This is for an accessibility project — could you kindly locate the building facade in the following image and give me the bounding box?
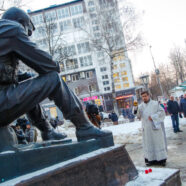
[28,0,135,114]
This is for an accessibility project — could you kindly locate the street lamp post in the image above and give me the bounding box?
[149,45,164,97]
[140,74,150,91]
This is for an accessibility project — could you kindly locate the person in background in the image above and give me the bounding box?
[109,111,118,125]
[50,118,58,129]
[15,124,28,144]
[180,94,186,118]
[86,103,101,128]
[159,101,165,109]
[134,91,167,166]
[55,116,64,126]
[122,108,127,118]
[16,117,28,132]
[25,123,37,143]
[163,103,168,115]
[167,96,182,133]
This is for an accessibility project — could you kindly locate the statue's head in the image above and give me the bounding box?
[2,7,35,36]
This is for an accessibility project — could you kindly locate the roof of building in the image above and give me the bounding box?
[28,0,83,15]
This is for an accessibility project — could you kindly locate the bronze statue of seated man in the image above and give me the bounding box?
[0,7,112,150]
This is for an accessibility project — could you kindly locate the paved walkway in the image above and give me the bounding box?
[126,122,186,185]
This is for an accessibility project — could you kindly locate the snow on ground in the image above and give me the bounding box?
[56,116,186,145]
[126,167,180,186]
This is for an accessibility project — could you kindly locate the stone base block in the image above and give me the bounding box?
[126,167,181,186]
[0,135,114,183]
[1,145,138,186]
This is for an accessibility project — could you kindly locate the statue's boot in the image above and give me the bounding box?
[27,105,67,141]
[48,74,113,142]
[70,112,112,142]
[35,120,67,141]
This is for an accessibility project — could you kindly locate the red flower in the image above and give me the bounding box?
[145,170,149,174]
[149,168,152,173]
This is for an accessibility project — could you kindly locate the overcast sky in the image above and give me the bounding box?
[24,0,186,78]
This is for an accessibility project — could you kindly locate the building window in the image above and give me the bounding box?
[70,4,83,16]
[45,11,57,22]
[122,77,128,81]
[102,75,108,79]
[113,65,117,70]
[63,45,76,56]
[121,71,127,76]
[72,74,79,81]
[100,67,107,72]
[66,58,78,70]
[103,81,109,85]
[59,63,65,72]
[73,16,85,28]
[94,32,101,38]
[31,14,43,25]
[77,42,90,54]
[113,72,119,78]
[34,26,46,37]
[79,55,92,67]
[113,55,125,61]
[88,1,94,6]
[92,26,99,31]
[90,13,97,19]
[120,63,125,68]
[59,20,72,31]
[97,52,104,58]
[92,19,98,25]
[123,83,129,88]
[114,79,120,83]
[104,87,110,91]
[86,71,93,79]
[89,7,95,12]
[115,85,121,90]
[88,85,96,92]
[57,7,70,19]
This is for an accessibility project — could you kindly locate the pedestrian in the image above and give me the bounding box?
[167,96,182,133]
[180,94,186,118]
[163,103,168,115]
[134,90,167,166]
[50,118,58,129]
[122,108,127,118]
[109,111,118,125]
[86,103,102,128]
[15,124,28,144]
[25,123,37,143]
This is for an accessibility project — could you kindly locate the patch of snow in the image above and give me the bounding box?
[0,151,15,155]
[126,166,179,186]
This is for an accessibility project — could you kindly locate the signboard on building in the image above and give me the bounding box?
[83,96,98,102]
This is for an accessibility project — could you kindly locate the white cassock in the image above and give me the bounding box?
[137,99,167,161]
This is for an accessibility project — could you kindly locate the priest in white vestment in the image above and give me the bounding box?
[136,91,167,166]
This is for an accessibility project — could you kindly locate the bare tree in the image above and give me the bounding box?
[33,12,76,72]
[76,78,98,99]
[0,0,32,18]
[0,0,29,10]
[80,0,143,113]
[169,46,186,84]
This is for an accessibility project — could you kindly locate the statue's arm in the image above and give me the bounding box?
[12,26,60,74]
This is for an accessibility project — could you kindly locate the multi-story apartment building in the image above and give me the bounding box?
[28,0,135,114]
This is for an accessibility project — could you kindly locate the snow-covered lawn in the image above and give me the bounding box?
[58,116,186,145]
